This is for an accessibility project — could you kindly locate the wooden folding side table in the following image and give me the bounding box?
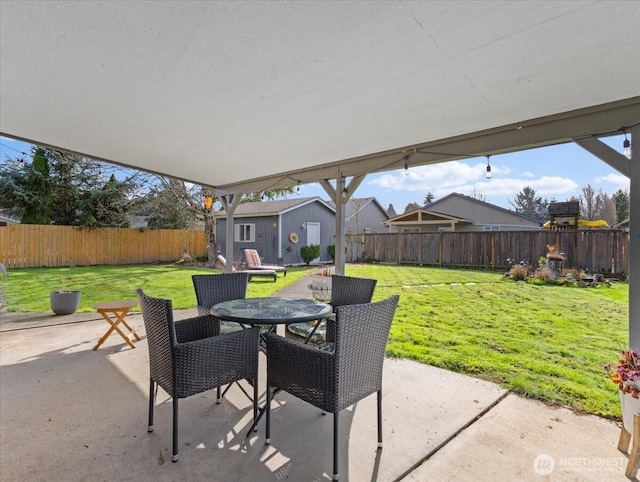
[93,300,140,350]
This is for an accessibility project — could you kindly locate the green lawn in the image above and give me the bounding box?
[0,264,315,312]
[0,263,628,419]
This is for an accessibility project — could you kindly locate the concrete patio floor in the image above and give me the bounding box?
[0,278,632,481]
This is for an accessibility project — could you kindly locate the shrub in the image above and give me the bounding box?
[195,254,208,263]
[532,267,554,282]
[327,244,336,261]
[508,264,528,281]
[300,244,321,265]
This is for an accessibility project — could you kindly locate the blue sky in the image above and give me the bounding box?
[1,135,630,213]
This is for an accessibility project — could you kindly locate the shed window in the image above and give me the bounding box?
[401,227,421,233]
[235,223,255,242]
[482,225,500,232]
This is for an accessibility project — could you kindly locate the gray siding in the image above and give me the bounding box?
[346,200,388,233]
[216,215,280,265]
[281,203,336,265]
[431,197,540,230]
[215,200,336,265]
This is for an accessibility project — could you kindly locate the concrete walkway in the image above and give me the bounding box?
[0,274,631,481]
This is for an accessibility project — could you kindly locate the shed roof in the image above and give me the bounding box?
[215,197,334,218]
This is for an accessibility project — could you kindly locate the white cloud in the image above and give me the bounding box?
[368,161,578,200]
[369,161,489,192]
[595,173,630,191]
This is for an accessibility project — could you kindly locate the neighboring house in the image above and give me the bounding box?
[0,213,19,226]
[215,197,336,266]
[385,192,543,232]
[329,197,390,234]
[614,218,630,232]
[128,215,150,228]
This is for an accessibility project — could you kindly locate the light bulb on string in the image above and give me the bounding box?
[485,155,492,179]
[623,130,631,159]
[296,182,300,194]
[404,156,409,176]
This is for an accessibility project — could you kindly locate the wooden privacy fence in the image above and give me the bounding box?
[345,230,629,274]
[0,224,208,268]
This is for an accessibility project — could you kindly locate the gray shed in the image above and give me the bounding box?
[215,197,336,266]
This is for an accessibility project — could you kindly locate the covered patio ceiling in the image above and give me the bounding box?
[1,1,639,195]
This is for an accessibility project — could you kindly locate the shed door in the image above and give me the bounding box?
[306,222,321,264]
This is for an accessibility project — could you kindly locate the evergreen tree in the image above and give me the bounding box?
[80,174,132,227]
[386,204,397,217]
[613,189,630,224]
[423,192,435,205]
[0,147,53,224]
[510,186,545,220]
[404,202,420,213]
[1,146,136,227]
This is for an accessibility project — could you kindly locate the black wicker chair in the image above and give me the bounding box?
[137,288,259,463]
[192,273,249,334]
[286,275,378,344]
[265,295,399,481]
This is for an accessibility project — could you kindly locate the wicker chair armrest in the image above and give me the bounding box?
[174,314,220,342]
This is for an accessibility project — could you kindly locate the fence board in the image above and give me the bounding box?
[346,230,629,274]
[0,225,208,269]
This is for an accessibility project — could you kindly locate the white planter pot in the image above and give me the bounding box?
[309,275,332,301]
[620,390,640,434]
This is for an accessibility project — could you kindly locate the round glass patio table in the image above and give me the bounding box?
[211,297,332,326]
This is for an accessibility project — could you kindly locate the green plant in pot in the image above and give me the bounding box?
[49,277,82,315]
[606,349,640,438]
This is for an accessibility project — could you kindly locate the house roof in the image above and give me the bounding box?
[327,197,390,221]
[385,209,470,225]
[0,213,19,224]
[215,197,334,218]
[424,193,543,225]
[1,2,639,195]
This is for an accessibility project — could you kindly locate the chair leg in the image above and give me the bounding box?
[216,386,222,404]
[333,412,339,481]
[148,379,155,432]
[172,397,179,462]
[253,376,259,429]
[377,389,383,448]
[265,386,271,445]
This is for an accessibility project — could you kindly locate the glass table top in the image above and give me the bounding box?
[211,297,332,324]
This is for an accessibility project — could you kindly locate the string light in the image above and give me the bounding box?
[403,155,410,176]
[622,129,631,159]
[296,181,300,194]
[485,155,492,179]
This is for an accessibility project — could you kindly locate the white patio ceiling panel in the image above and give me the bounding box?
[1,1,639,195]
